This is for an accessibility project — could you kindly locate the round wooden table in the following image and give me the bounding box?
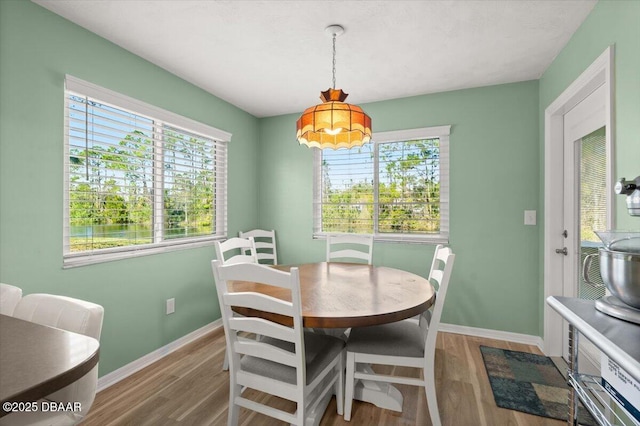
[0,314,100,417]
[229,261,436,328]
[227,261,436,415]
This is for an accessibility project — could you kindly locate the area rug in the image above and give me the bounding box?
[480,346,596,425]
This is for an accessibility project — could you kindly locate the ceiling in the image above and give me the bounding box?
[33,0,597,118]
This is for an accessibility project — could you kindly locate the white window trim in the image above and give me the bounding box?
[63,75,231,268]
[313,125,451,243]
[65,76,232,141]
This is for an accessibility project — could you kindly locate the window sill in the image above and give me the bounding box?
[313,233,449,244]
[63,237,220,269]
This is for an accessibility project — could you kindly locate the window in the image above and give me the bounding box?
[313,126,450,243]
[63,76,230,267]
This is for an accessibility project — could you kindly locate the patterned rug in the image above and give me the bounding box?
[480,346,596,425]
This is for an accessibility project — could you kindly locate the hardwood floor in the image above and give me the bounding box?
[83,329,567,426]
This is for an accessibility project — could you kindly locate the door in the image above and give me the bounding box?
[543,46,613,358]
[561,84,608,367]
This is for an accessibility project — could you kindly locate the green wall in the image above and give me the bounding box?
[2,0,638,379]
[537,0,640,331]
[0,0,260,376]
[259,81,541,335]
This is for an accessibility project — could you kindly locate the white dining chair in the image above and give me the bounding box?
[326,234,374,265]
[405,244,444,325]
[211,260,345,426]
[343,247,455,426]
[321,234,374,339]
[1,293,104,426]
[214,236,259,371]
[0,283,22,316]
[214,237,258,265]
[239,229,278,265]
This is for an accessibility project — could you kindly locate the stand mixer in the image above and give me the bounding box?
[586,175,640,324]
[616,176,640,216]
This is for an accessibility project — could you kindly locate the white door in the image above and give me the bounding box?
[561,84,608,367]
[543,46,613,359]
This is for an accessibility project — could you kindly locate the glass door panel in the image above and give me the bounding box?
[578,127,607,302]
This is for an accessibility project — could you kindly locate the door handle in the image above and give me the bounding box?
[555,247,568,255]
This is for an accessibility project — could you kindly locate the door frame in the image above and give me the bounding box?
[543,46,615,356]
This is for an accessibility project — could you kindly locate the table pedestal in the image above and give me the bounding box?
[352,365,403,411]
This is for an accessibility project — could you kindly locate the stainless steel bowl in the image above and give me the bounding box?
[597,248,640,309]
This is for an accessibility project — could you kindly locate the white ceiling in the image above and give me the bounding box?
[33,0,597,118]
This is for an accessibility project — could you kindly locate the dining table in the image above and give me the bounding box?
[0,314,100,418]
[228,261,436,417]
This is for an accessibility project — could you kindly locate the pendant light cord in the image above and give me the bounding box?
[332,33,337,89]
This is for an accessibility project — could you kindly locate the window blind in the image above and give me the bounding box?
[313,126,450,242]
[63,76,229,266]
[579,127,606,300]
[317,144,375,233]
[580,127,607,242]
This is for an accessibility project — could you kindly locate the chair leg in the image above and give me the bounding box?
[335,352,344,416]
[424,365,441,426]
[228,384,241,426]
[222,348,229,371]
[343,351,355,421]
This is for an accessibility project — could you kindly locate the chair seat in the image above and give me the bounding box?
[346,321,425,358]
[241,331,345,385]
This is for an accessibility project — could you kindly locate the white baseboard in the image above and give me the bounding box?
[439,323,545,353]
[97,319,222,392]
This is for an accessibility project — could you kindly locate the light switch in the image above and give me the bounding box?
[524,210,537,226]
[166,298,175,315]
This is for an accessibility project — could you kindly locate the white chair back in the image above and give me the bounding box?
[0,283,22,316]
[214,237,257,265]
[239,229,278,265]
[419,246,455,349]
[211,260,344,425]
[214,236,258,371]
[406,244,444,325]
[12,294,104,422]
[326,234,374,265]
[427,244,444,282]
[428,245,449,289]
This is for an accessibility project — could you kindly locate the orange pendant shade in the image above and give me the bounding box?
[296,88,372,150]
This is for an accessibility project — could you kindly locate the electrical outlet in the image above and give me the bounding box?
[166,298,175,315]
[524,210,537,226]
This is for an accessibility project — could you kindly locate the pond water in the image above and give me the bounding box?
[70,224,211,240]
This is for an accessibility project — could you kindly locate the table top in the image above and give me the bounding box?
[546,296,640,381]
[229,262,436,328]
[0,314,100,414]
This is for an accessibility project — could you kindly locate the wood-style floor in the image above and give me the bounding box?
[82,329,567,426]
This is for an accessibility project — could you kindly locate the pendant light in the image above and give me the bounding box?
[296,25,372,150]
